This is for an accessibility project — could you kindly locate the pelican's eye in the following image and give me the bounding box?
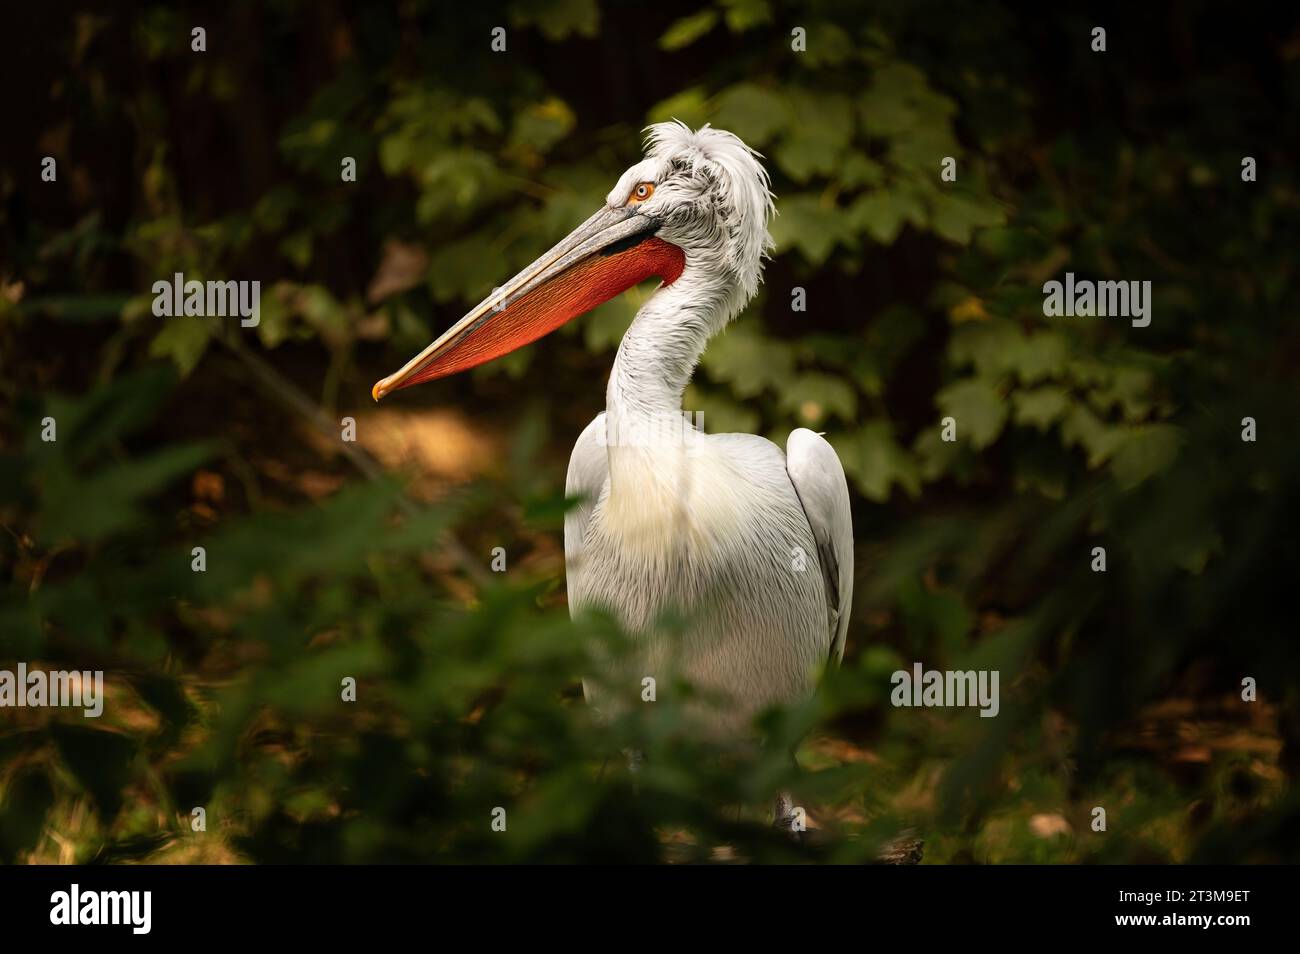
[627,182,655,205]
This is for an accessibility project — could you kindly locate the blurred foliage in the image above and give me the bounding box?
[1,0,1298,863]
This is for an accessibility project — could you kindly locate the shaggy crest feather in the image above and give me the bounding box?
[642,120,776,302]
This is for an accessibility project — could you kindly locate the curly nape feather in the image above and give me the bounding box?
[642,121,776,303]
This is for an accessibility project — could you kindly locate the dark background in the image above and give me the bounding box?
[1,0,1297,863]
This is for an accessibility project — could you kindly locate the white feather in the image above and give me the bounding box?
[566,125,851,733]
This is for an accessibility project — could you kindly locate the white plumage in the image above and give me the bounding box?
[564,123,854,732]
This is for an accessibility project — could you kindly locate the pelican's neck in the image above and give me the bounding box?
[606,269,737,433]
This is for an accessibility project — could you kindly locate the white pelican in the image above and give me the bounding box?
[373,122,853,820]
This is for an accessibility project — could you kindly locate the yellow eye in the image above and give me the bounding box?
[628,182,654,204]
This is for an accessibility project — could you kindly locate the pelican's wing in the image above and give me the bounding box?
[564,414,609,617]
[785,428,854,663]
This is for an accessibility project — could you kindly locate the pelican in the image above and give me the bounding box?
[373,122,853,825]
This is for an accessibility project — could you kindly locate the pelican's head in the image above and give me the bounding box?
[372,121,774,400]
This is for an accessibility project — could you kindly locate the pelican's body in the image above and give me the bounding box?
[566,415,848,729]
[565,302,850,731]
[374,122,853,736]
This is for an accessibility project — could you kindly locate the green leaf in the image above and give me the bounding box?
[33,366,177,464]
[772,194,852,264]
[896,577,973,657]
[949,320,1028,378]
[659,9,717,50]
[37,443,214,545]
[913,424,964,481]
[647,87,710,128]
[849,189,925,245]
[936,379,1008,450]
[256,282,293,348]
[510,0,600,39]
[700,323,794,398]
[712,83,791,147]
[510,97,576,153]
[279,231,313,269]
[149,319,215,376]
[1060,404,1127,468]
[683,385,761,435]
[1012,444,1069,500]
[801,22,855,67]
[930,191,1006,244]
[583,292,641,351]
[413,150,510,223]
[1013,386,1071,432]
[774,91,854,182]
[779,372,858,425]
[839,420,921,502]
[720,0,772,31]
[1016,331,1069,383]
[427,234,503,304]
[1111,423,1182,490]
[1091,365,1156,421]
[296,284,349,338]
[1168,524,1222,575]
[839,154,885,188]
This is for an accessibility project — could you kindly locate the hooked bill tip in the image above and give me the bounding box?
[371,380,385,402]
